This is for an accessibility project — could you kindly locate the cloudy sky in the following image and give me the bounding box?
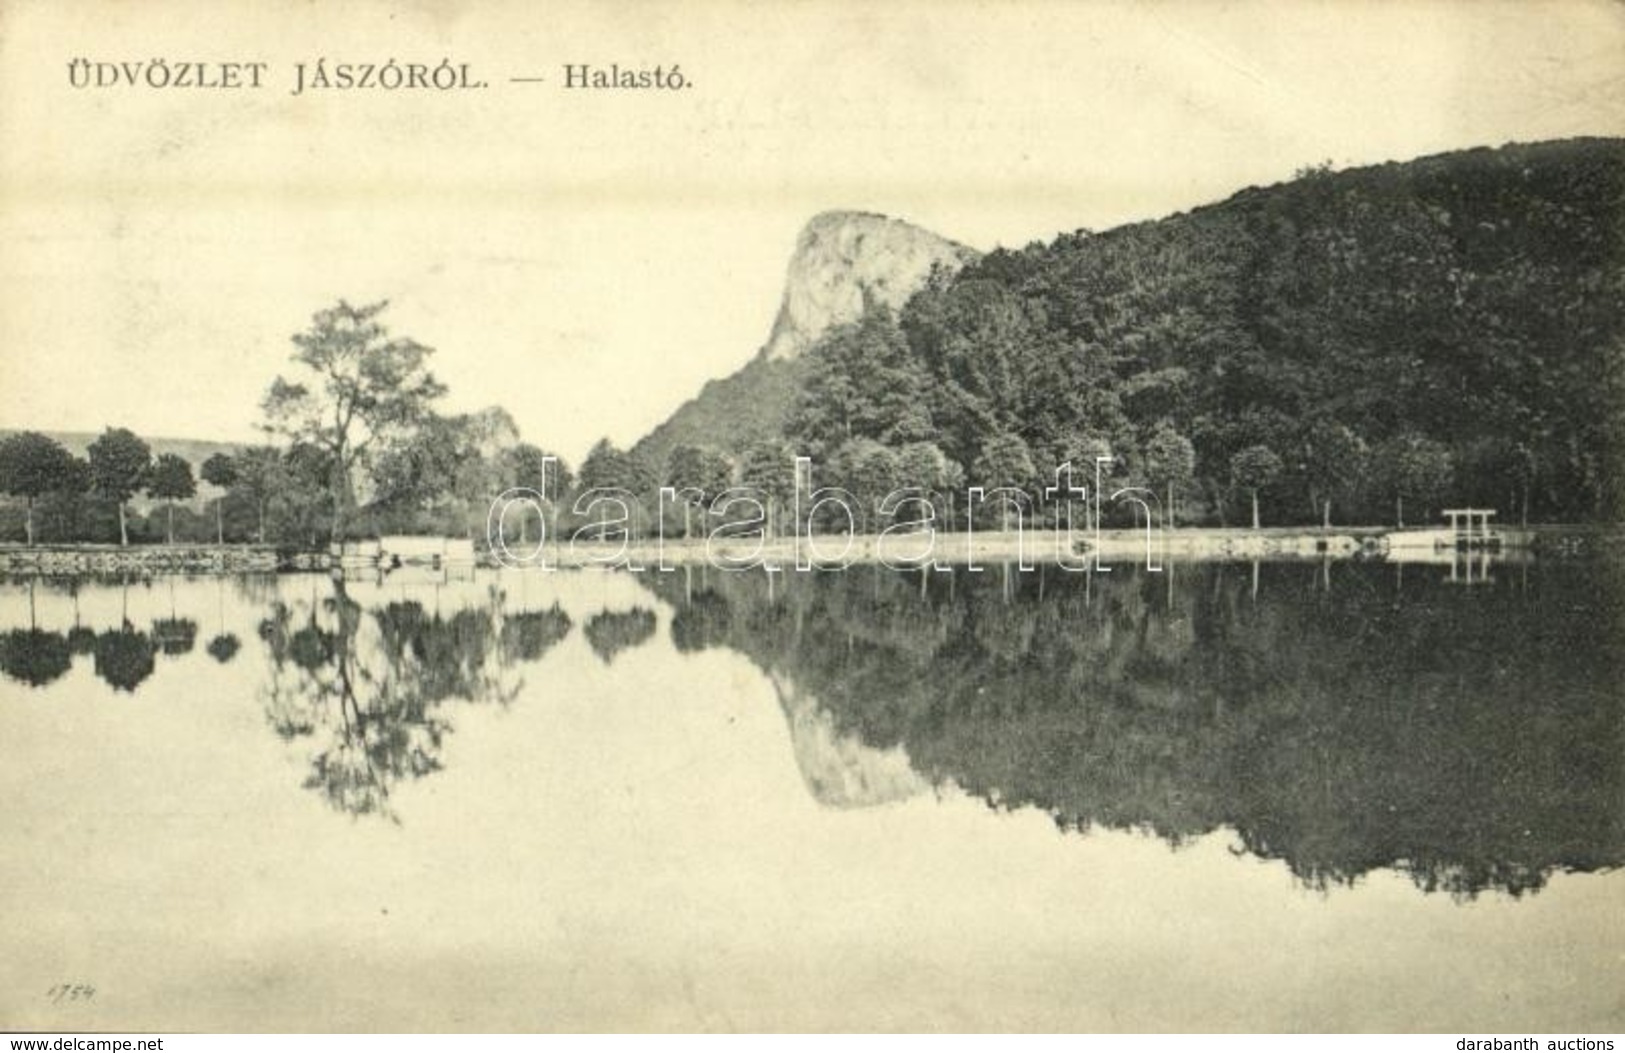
[2,0,1622,464]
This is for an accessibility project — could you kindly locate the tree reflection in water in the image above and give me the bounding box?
[501,606,574,663]
[206,634,241,663]
[0,578,176,693]
[258,577,572,821]
[151,619,198,656]
[643,559,1625,899]
[0,627,72,687]
[93,622,155,693]
[0,579,73,688]
[583,607,657,665]
[207,578,241,664]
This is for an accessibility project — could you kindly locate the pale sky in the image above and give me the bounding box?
[2,0,1622,465]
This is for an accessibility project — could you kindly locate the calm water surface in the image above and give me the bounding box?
[1,558,1621,1030]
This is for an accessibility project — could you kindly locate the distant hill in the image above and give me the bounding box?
[2,430,245,466]
[0,429,247,505]
[631,357,805,472]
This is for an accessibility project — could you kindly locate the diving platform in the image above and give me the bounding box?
[1386,509,1505,553]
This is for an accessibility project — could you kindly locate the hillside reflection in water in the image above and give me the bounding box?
[644,558,1625,900]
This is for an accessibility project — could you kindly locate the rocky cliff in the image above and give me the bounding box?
[759,210,978,362]
[632,210,974,468]
[769,671,929,810]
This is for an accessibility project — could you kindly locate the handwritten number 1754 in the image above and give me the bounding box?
[47,984,96,1003]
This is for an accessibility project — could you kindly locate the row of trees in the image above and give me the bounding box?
[0,428,233,546]
[558,417,1451,539]
[1,615,240,692]
[556,358,1455,538]
[1,301,581,547]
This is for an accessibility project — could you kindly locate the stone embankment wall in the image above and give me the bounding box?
[0,545,326,574]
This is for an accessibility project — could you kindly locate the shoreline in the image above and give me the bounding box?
[1,524,1614,575]
[0,544,323,575]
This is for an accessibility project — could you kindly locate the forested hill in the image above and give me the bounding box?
[767,137,1625,524]
[629,356,806,479]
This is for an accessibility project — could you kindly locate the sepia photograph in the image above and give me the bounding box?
[1,0,1622,1037]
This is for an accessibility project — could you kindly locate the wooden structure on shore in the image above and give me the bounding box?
[1442,509,1500,550]
[332,536,477,571]
[1386,509,1509,553]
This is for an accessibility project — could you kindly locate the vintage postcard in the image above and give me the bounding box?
[1,0,1622,1035]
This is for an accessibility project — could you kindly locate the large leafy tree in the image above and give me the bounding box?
[1046,431,1119,532]
[664,443,732,496]
[575,439,654,539]
[369,408,521,535]
[577,438,653,495]
[972,432,1037,492]
[261,300,447,542]
[274,443,339,547]
[830,438,901,529]
[0,431,75,545]
[972,432,1036,532]
[1230,444,1283,530]
[501,443,573,544]
[39,456,92,543]
[1297,424,1369,529]
[1379,434,1455,528]
[504,443,573,499]
[1140,422,1196,529]
[87,428,151,546]
[231,446,284,544]
[443,407,522,512]
[788,308,935,457]
[146,453,196,544]
[737,439,797,538]
[370,412,479,516]
[200,453,239,544]
[664,443,733,536]
[895,440,963,530]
